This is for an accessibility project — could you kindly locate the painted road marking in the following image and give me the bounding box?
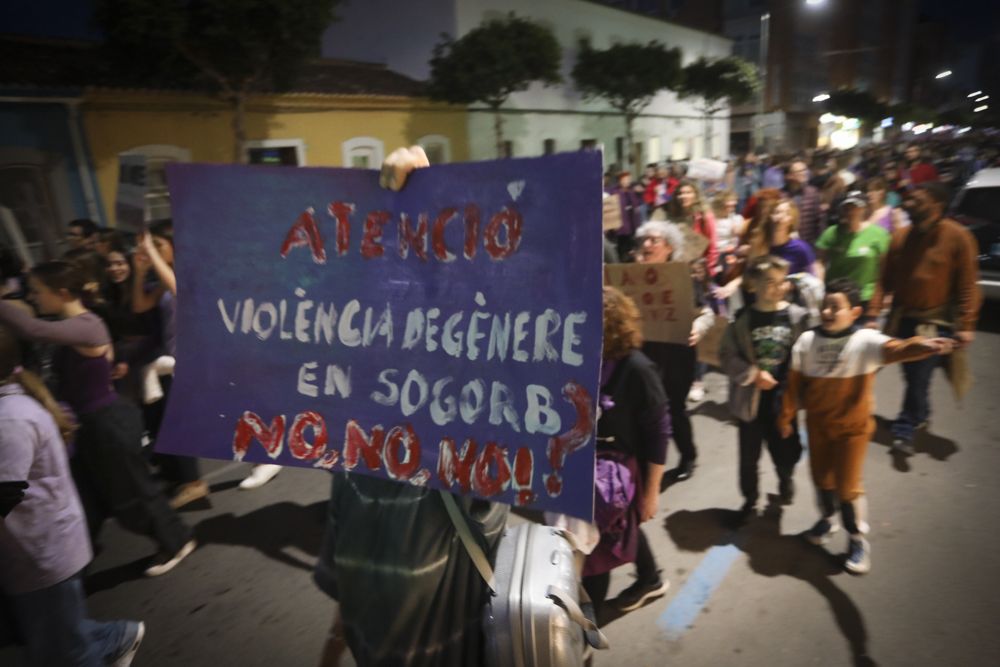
[658,427,810,640]
[657,540,743,640]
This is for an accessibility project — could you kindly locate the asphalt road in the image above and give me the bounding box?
[3,305,999,666]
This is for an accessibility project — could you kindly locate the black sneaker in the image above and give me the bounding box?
[616,579,670,612]
[890,438,915,457]
[144,539,197,577]
[738,498,758,523]
[802,518,840,546]
[675,459,696,481]
[779,477,795,505]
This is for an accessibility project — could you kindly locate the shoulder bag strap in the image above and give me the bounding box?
[439,490,497,595]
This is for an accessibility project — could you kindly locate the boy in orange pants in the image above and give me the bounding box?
[778,278,954,574]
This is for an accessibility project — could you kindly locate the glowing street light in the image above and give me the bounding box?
[812,93,831,102]
[935,70,953,79]
[805,0,826,5]
[968,91,983,97]
[976,96,989,102]
[974,105,989,113]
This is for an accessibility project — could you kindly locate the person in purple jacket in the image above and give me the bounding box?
[607,170,644,260]
[0,326,145,666]
[766,198,825,279]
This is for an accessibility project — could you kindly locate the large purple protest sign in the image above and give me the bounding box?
[159,153,603,519]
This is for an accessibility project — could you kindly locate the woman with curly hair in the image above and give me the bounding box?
[583,286,671,615]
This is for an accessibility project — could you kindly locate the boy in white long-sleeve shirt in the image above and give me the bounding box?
[778,278,953,574]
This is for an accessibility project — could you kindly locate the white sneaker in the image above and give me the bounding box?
[239,464,282,490]
[687,383,706,402]
[111,621,145,667]
[144,539,196,577]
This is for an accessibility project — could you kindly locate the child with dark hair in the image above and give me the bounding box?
[0,325,146,666]
[778,278,954,574]
[0,260,195,577]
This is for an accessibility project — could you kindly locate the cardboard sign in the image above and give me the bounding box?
[603,262,695,345]
[675,224,710,263]
[696,316,729,367]
[159,154,604,519]
[686,158,727,183]
[116,154,147,232]
[602,193,622,232]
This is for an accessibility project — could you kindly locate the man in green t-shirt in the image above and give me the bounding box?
[815,192,890,306]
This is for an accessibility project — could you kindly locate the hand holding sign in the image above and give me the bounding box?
[379,145,429,191]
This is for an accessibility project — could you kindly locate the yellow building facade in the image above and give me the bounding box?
[82,89,469,227]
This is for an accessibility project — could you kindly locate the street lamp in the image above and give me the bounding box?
[935,70,953,79]
[968,91,983,97]
[976,95,989,102]
[812,93,831,102]
[974,105,988,113]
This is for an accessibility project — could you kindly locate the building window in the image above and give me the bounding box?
[0,166,60,263]
[580,139,598,151]
[416,135,451,164]
[646,136,661,165]
[543,139,556,155]
[119,144,192,226]
[502,141,514,158]
[245,139,306,167]
[671,137,688,161]
[615,137,625,165]
[341,137,385,169]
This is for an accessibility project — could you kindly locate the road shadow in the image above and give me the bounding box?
[194,500,327,572]
[84,500,328,595]
[663,498,878,667]
[208,479,242,493]
[84,555,152,596]
[871,415,958,468]
[976,303,1000,335]
[689,399,734,425]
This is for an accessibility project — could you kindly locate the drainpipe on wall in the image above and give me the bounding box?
[65,100,103,223]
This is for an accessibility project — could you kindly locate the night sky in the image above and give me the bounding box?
[2,0,998,46]
[918,0,1000,41]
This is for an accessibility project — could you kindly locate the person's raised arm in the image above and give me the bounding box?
[131,246,162,314]
[141,233,177,297]
[0,301,107,347]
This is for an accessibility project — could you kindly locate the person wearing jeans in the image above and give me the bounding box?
[0,328,144,666]
[866,183,981,456]
[890,319,940,444]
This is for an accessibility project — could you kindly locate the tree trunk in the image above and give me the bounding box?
[493,105,505,159]
[232,92,248,164]
[625,113,636,173]
[704,111,714,159]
